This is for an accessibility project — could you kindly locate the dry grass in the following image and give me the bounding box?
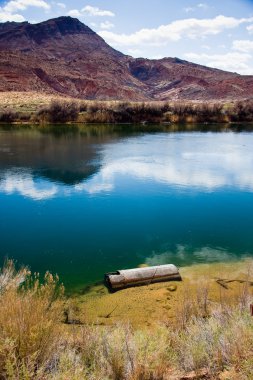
[0,261,64,379]
[1,260,253,379]
[0,92,253,124]
[0,92,71,113]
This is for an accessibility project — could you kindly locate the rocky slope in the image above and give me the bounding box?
[0,16,253,101]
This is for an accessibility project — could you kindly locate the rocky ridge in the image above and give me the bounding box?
[0,16,253,101]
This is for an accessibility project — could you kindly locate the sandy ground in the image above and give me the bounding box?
[69,259,253,328]
[0,91,70,112]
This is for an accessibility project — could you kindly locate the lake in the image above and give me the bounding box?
[1,124,253,291]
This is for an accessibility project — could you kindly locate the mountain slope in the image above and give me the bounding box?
[0,16,253,101]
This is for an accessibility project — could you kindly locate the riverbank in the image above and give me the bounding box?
[1,91,253,124]
[71,258,253,328]
[1,259,253,379]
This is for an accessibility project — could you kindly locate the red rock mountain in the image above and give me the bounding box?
[0,16,253,101]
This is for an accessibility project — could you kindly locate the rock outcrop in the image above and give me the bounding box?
[0,16,253,101]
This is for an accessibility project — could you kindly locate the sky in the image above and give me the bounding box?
[0,0,253,74]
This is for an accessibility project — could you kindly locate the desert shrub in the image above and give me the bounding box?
[82,101,171,123]
[0,261,64,379]
[3,99,253,124]
[18,112,32,122]
[229,101,253,122]
[172,307,253,376]
[0,108,18,122]
[57,324,171,380]
[1,260,253,379]
[36,100,79,123]
[79,102,88,112]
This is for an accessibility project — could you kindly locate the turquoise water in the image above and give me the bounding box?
[1,124,253,291]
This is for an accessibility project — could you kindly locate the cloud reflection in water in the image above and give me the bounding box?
[1,132,253,200]
[0,170,58,201]
[145,244,246,266]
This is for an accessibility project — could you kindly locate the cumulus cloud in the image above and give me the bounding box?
[247,24,253,34]
[0,11,25,21]
[232,39,253,53]
[56,2,66,9]
[99,21,114,30]
[197,3,209,10]
[99,15,253,47]
[82,5,114,17]
[67,9,81,18]
[184,51,253,74]
[127,48,144,57]
[68,5,115,19]
[4,0,50,13]
[201,44,211,50]
[184,6,195,13]
[184,3,209,13]
[0,0,50,22]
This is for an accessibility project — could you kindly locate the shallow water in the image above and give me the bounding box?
[1,124,253,290]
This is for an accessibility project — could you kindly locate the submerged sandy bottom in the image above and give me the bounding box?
[71,258,253,328]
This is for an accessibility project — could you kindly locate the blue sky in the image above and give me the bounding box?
[0,0,253,74]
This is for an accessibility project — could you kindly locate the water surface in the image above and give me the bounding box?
[1,124,253,290]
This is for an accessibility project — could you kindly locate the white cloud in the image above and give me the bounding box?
[247,24,253,34]
[67,9,81,18]
[184,3,210,13]
[68,5,115,20]
[99,15,253,47]
[184,7,195,13]
[99,21,114,30]
[197,3,209,10]
[150,54,163,59]
[201,44,211,50]
[127,48,143,57]
[184,51,253,74]
[232,39,253,53]
[4,0,50,13]
[0,11,24,21]
[81,5,115,17]
[0,0,50,22]
[57,2,66,9]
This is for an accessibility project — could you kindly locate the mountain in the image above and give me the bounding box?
[0,16,253,101]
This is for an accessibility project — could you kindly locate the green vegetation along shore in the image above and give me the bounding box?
[1,92,253,125]
[1,259,253,379]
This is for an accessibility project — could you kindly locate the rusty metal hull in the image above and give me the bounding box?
[104,264,181,290]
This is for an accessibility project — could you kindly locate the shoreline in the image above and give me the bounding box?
[67,257,253,328]
[1,92,253,124]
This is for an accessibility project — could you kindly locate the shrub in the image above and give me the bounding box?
[229,100,253,122]
[0,261,64,379]
[0,108,18,122]
[1,261,253,379]
[36,100,79,123]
